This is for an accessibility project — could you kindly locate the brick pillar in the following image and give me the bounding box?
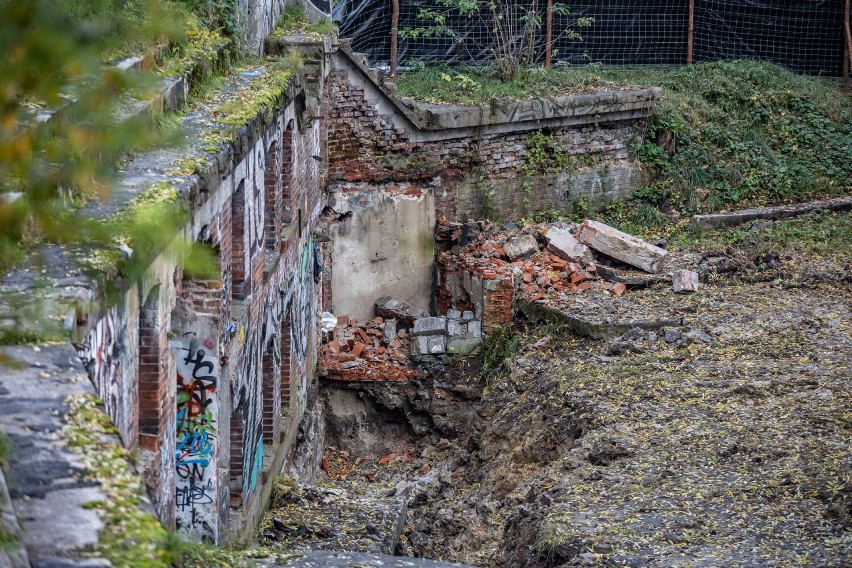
[138,286,167,442]
[232,180,247,300]
[137,285,176,528]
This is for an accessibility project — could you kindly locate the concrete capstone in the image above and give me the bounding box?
[413,317,447,337]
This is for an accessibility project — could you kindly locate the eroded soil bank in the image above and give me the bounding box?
[262,214,851,567]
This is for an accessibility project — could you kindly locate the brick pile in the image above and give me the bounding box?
[437,221,632,325]
[319,316,417,381]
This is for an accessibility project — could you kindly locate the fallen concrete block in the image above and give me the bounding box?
[413,336,430,356]
[375,296,427,325]
[427,335,446,354]
[462,310,475,321]
[503,234,539,261]
[576,220,667,273]
[545,226,594,265]
[672,270,699,293]
[448,337,481,355]
[447,319,463,337]
[467,320,482,338]
[447,309,462,320]
[413,317,447,337]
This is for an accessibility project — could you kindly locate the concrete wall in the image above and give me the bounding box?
[328,184,436,321]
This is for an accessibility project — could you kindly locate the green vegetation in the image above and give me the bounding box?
[178,0,240,38]
[396,63,624,104]
[670,210,852,258]
[596,61,852,233]
[0,432,9,466]
[479,325,521,378]
[63,394,176,567]
[402,60,851,234]
[400,1,592,81]
[268,4,336,39]
[0,0,179,272]
[157,25,231,77]
[58,0,194,61]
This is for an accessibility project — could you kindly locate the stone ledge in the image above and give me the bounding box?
[336,42,662,133]
[0,344,157,566]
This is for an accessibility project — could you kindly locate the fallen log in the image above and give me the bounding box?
[690,197,852,230]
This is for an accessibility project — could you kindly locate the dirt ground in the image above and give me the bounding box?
[265,214,851,567]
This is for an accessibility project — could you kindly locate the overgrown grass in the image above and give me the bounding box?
[396,63,633,104]
[597,61,852,230]
[670,210,852,258]
[58,0,195,61]
[270,4,336,37]
[479,325,521,378]
[399,60,852,232]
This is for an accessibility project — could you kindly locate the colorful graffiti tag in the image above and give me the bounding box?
[172,333,219,543]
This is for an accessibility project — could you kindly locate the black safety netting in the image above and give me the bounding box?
[333,0,847,76]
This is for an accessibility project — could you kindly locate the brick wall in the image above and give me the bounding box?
[436,251,515,333]
[327,69,648,223]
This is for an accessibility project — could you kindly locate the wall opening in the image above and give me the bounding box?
[264,140,280,253]
[261,330,280,444]
[282,121,295,225]
[232,180,247,300]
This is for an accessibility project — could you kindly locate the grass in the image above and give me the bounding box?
[268,4,336,39]
[0,432,9,465]
[62,394,177,567]
[396,63,637,105]
[398,60,852,232]
[59,0,196,62]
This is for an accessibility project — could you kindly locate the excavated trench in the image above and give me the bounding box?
[259,222,852,568]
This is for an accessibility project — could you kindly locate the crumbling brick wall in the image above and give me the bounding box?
[327,68,648,223]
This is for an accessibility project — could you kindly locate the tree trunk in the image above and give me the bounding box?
[687,0,695,64]
[390,0,400,77]
[545,0,553,69]
[844,0,851,90]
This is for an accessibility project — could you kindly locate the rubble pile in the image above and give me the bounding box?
[410,310,483,362]
[320,316,417,381]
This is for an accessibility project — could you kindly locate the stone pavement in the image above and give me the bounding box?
[0,344,117,567]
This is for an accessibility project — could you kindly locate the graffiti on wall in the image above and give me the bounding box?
[172,333,219,543]
[237,320,265,495]
[79,293,138,448]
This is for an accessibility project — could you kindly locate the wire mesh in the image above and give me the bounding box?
[333,0,847,76]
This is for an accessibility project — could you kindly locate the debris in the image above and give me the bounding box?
[503,234,539,261]
[545,226,593,265]
[684,329,713,344]
[374,296,428,326]
[672,270,699,293]
[664,328,682,343]
[576,219,668,273]
[413,317,447,337]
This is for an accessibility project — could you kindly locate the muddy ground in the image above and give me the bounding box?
[264,214,851,567]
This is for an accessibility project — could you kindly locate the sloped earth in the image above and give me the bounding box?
[266,222,851,567]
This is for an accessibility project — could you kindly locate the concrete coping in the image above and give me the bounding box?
[336,42,662,132]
